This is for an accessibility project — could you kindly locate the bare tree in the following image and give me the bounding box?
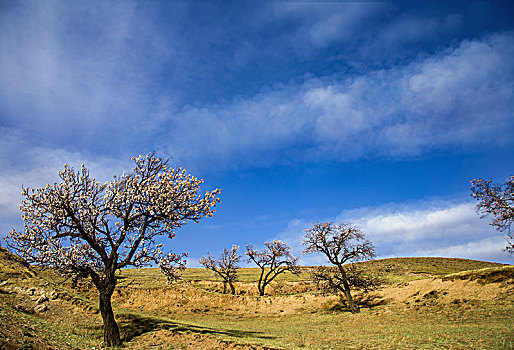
[310,263,379,300]
[303,222,375,313]
[471,176,514,254]
[199,245,241,295]
[5,153,220,347]
[246,240,299,296]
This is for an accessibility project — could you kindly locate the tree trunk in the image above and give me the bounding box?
[258,284,265,296]
[98,284,122,347]
[257,268,266,296]
[228,281,236,295]
[337,265,360,313]
[341,287,360,313]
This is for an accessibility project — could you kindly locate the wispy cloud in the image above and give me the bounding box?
[0,2,178,156]
[159,32,514,168]
[2,2,512,171]
[337,201,498,255]
[270,2,388,49]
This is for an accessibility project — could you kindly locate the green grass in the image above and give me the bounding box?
[153,300,513,349]
[0,296,103,349]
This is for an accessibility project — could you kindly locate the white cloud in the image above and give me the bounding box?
[368,13,463,55]
[1,2,512,170]
[276,198,513,265]
[270,2,388,48]
[0,2,179,155]
[411,237,508,263]
[337,199,510,263]
[345,202,479,243]
[156,32,514,169]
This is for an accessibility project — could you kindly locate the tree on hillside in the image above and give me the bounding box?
[246,240,300,296]
[199,245,241,295]
[5,153,220,347]
[471,176,514,254]
[303,222,375,313]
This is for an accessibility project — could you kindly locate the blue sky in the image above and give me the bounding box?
[1,1,513,265]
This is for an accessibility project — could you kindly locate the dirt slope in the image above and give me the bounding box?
[113,267,514,317]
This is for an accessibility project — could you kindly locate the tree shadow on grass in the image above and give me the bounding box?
[325,293,388,312]
[117,312,276,342]
[356,293,388,309]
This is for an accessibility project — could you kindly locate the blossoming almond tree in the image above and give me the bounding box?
[246,240,300,296]
[199,245,241,295]
[6,153,220,347]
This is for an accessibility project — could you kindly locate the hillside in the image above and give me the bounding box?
[0,248,512,349]
[0,247,34,281]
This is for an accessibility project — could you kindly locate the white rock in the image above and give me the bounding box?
[34,303,48,312]
[36,294,49,304]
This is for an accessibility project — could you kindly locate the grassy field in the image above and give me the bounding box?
[0,247,512,349]
[118,256,505,288]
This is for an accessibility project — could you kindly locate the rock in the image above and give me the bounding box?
[0,287,14,295]
[0,280,8,286]
[49,291,58,300]
[34,304,48,313]
[36,294,49,304]
[15,304,29,312]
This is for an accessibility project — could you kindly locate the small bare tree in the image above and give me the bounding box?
[199,245,241,295]
[6,153,220,347]
[471,176,514,254]
[246,240,299,296]
[303,222,375,313]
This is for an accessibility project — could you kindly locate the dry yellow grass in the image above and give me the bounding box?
[1,249,512,349]
[109,263,514,349]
